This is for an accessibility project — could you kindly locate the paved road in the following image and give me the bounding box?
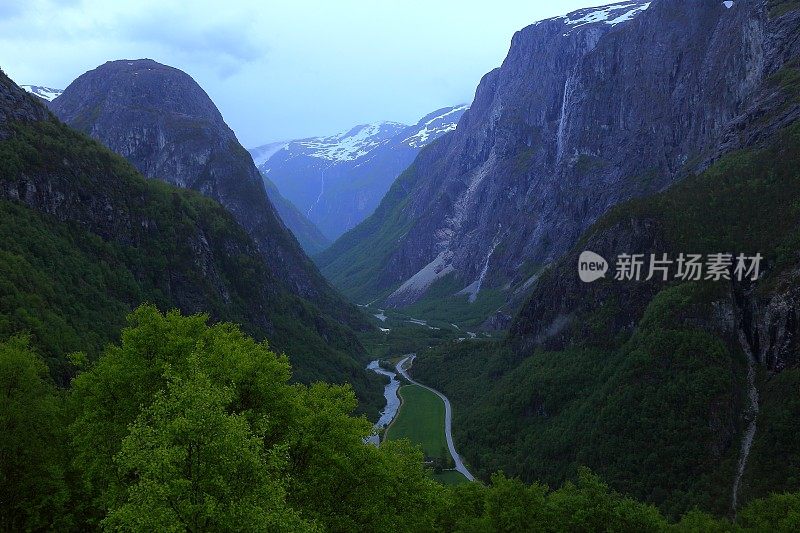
[396,354,475,482]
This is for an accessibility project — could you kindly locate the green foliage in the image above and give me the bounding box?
[434,469,669,532]
[416,284,747,518]
[403,272,507,329]
[738,368,800,503]
[68,306,442,531]
[0,336,69,531]
[104,367,307,532]
[5,305,800,530]
[738,492,800,531]
[359,322,465,361]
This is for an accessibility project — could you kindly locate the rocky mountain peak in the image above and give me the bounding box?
[0,71,51,138]
[50,59,367,329]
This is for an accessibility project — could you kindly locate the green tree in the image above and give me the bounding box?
[69,305,296,525]
[70,306,441,531]
[738,492,800,531]
[103,363,310,531]
[0,336,69,531]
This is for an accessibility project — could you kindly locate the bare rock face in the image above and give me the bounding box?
[0,70,51,138]
[50,59,366,329]
[319,0,800,320]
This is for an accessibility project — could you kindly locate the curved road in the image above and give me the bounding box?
[396,354,475,481]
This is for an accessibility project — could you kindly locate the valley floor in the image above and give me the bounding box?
[386,355,473,482]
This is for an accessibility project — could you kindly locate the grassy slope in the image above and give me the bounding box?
[415,119,800,517]
[0,116,383,415]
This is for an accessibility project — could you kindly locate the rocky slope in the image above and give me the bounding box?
[0,69,382,413]
[318,0,799,327]
[414,98,800,517]
[408,0,800,513]
[49,59,366,329]
[254,105,467,241]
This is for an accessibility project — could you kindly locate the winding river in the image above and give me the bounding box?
[365,360,402,445]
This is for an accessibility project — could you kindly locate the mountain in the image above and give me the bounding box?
[416,117,800,517]
[405,0,800,518]
[250,139,289,166]
[20,85,63,102]
[0,69,383,413]
[48,59,367,331]
[254,105,467,241]
[318,0,799,329]
[248,141,330,254]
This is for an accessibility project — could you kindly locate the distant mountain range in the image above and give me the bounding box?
[250,105,467,242]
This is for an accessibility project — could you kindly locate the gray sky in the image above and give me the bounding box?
[2,0,594,147]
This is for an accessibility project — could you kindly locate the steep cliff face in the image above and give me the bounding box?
[49,60,366,329]
[256,105,467,241]
[261,174,330,255]
[320,0,800,324]
[0,71,382,412]
[413,113,800,515]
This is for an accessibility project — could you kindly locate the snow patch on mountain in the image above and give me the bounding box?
[21,85,63,102]
[252,106,469,168]
[403,104,469,148]
[293,122,408,162]
[544,1,651,35]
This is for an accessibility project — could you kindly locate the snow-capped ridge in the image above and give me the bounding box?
[402,104,469,148]
[21,85,63,102]
[290,121,408,162]
[533,1,651,33]
[564,2,651,28]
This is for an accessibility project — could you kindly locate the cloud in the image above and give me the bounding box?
[123,15,263,63]
[118,3,267,76]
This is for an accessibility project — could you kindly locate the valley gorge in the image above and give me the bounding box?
[318,0,800,331]
[4,0,800,529]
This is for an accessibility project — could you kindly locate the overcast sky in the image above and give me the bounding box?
[2,0,595,147]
